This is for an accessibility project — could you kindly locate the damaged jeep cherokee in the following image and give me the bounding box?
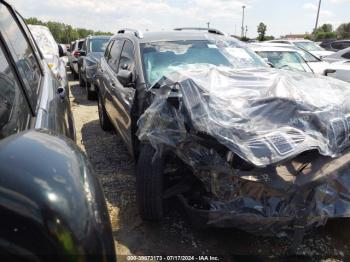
[96,28,350,238]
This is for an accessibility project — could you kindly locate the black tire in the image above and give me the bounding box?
[86,82,97,101]
[136,144,164,221]
[97,92,113,131]
[79,72,85,87]
[73,71,79,80]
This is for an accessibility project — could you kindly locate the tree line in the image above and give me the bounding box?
[25,17,113,44]
[239,21,350,42]
[307,23,350,41]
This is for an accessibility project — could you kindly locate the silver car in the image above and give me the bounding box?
[29,25,68,91]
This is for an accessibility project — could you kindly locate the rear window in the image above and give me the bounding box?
[78,41,84,50]
[89,38,110,53]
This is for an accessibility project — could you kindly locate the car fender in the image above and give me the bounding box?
[0,130,115,260]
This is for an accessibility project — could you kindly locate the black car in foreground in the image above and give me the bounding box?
[96,28,350,242]
[0,1,115,259]
[78,35,110,100]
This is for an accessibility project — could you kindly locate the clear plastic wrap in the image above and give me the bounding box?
[138,65,350,167]
[29,25,59,56]
[137,65,350,235]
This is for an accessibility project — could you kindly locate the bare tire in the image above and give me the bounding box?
[97,92,113,131]
[79,72,85,87]
[72,70,79,80]
[86,82,97,101]
[136,144,164,221]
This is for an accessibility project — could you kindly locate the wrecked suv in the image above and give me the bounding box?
[96,28,350,238]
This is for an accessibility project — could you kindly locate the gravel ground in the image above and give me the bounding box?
[68,72,349,261]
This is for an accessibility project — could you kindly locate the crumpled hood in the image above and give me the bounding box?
[138,65,350,167]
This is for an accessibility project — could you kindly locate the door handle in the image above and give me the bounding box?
[111,82,116,88]
[57,86,66,99]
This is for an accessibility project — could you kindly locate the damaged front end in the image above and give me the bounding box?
[137,65,350,236]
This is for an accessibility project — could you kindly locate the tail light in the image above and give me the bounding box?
[72,51,81,58]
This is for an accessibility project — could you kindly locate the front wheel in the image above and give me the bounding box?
[136,144,164,221]
[97,92,113,131]
[86,82,97,101]
[79,72,85,87]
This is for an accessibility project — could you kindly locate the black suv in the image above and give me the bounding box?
[96,28,350,240]
[78,35,110,100]
[0,1,115,259]
[321,39,350,51]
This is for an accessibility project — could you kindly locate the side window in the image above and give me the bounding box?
[0,43,31,139]
[104,40,114,60]
[72,42,76,51]
[0,3,41,110]
[342,52,350,59]
[108,39,124,72]
[332,42,346,50]
[82,40,87,52]
[118,40,135,72]
[78,41,84,51]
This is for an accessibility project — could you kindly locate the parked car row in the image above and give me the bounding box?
[0,0,115,260]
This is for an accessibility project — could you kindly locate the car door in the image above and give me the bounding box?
[105,39,136,153]
[0,39,32,140]
[101,38,124,125]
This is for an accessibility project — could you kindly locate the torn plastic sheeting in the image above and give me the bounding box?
[29,25,59,57]
[136,66,350,235]
[137,65,350,167]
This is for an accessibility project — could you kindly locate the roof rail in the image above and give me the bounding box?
[117,28,143,39]
[174,27,225,36]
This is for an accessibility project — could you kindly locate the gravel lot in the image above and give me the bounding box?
[68,72,349,261]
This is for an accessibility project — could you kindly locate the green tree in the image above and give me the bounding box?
[257,22,267,41]
[337,23,350,39]
[25,17,113,43]
[317,24,333,33]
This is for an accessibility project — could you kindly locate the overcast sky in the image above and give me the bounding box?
[8,0,350,38]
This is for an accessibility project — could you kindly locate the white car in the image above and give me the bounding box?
[29,25,68,89]
[325,60,350,83]
[251,44,350,83]
[266,39,334,59]
[323,47,350,63]
[252,42,329,75]
[249,45,313,73]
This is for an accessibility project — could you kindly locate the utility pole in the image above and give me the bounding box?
[245,25,248,38]
[241,5,246,38]
[314,0,322,35]
[207,22,210,29]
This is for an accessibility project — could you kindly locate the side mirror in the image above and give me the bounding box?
[325,69,336,76]
[117,69,133,87]
[79,50,86,56]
